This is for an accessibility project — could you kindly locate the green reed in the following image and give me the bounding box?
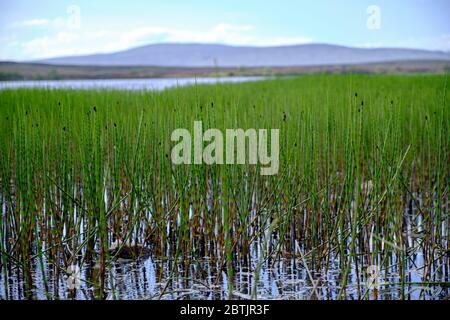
[0,74,448,299]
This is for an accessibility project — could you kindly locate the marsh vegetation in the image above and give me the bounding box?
[0,74,448,299]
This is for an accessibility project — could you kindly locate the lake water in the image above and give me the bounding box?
[0,76,265,90]
[1,209,448,300]
[2,241,447,300]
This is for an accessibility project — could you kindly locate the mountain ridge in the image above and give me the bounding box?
[35,43,450,67]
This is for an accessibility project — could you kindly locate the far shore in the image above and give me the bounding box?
[1,60,449,81]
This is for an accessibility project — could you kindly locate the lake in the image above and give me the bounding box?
[0,76,265,90]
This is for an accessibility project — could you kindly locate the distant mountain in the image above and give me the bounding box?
[36,43,450,67]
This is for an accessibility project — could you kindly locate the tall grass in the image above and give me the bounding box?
[0,74,448,299]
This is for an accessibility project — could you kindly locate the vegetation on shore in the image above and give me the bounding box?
[0,60,449,81]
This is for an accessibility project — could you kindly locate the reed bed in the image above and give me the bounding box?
[0,74,448,299]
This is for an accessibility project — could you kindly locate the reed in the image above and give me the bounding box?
[0,74,448,299]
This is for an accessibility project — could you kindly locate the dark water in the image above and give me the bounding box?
[0,77,264,91]
[0,193,448,300]
[1,238,448,300]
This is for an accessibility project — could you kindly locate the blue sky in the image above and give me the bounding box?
[1,0,449,60]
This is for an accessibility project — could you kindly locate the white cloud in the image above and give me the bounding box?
[20,32,82,58]
[13,5,81,31]
[10,23,312,60]
[14,19,50,27]
[14,18,67,29]
[361,34,450,52]
[397,34,450,51]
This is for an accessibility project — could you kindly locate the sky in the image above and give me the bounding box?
[1,0,449,61]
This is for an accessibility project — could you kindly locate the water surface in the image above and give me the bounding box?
[0,76,264,90]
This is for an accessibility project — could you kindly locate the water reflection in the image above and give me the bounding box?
[0,77,265,90]
[1,250,447,300]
